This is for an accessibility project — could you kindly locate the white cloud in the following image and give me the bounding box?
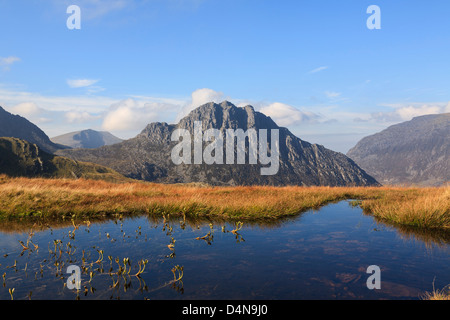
[36,117,53,124]
[102,98,180,132]
[0,56,20,70]
[0,85,186,138]
[65,110,101,123]
[0,56,20,65]
[325,91,341,99]
[369,102,449,123]
[6,102,54,125]
[0,86,116,112]
[176,88,225,121]
[67,79,100,88]
[102,99,143,131]
[308,66,328,74]
[395,105,441,120]
[3,83,448,150]
[86,86,106,94]
[129,94,186,106]
[9,102,43,117]
[176,89,321,128]
[258,102,320,127]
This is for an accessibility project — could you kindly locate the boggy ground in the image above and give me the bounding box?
[0,175,448,231]
[0,175,448,300]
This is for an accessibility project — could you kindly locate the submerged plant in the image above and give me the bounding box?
[195,231,213,245]
[121,257,131,275]
[6,260,17,271]
[171,265,184,282]
[19,240,29,251]
[8,288,14,300]
[133,259,149,277]
[167,237,176,251]
[95,249,104,264]
[231,221,244,234]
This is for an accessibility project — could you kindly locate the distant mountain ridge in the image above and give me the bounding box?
[58,101,379,186]
[0,106,68,153]
[0,137,130,182]
[51,129,123,149]
[347,113,450,186]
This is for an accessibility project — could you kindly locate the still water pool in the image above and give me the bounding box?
[0,201,448,300]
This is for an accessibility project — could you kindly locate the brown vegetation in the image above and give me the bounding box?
[422,285,450,300]
[0,175,448,230]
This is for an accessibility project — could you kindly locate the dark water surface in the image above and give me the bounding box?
[0,201,448,300]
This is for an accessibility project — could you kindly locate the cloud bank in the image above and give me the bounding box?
[355,102,450,123]
[259,102,319,127]
[1,85,449,150]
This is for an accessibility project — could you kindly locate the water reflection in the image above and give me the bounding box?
[0,201,448,300]
[367,216,450,247]
[0,203,448,246]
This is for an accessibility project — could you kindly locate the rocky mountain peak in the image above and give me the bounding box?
[177,101,278,132]
[58,101,379,186]
[0,106,68,154]
[347,113,450,186]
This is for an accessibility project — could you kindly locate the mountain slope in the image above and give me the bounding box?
[57,101,379,186]
[0,137,130,182]
[0,106,68,153]
[347,113,450,186]
[51,129,123,149]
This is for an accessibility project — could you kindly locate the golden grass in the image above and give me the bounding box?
[422,285,450,300]
[0,175,448,230]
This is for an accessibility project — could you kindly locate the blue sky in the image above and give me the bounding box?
[1,0,450,153]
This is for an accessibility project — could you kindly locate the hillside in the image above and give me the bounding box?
[347,113,450,186]
[0,106,68,153]
[0,137,131,183]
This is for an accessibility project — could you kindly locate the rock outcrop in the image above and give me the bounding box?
[58,101,379,186]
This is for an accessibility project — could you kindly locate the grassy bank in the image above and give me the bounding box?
[0,175,448,230]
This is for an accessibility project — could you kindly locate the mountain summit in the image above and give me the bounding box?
[347,113,450,186]
[58,101,379,186]
[0,106,68,153]
[51,129,123,149]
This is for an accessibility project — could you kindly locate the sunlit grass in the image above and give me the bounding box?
[0,175,448,230]
[422,285,450,300]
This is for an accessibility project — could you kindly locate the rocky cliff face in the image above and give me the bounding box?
[0,137,129,182]
[58,101,379,186]
[0,106,68,154]
[347,113,450,186]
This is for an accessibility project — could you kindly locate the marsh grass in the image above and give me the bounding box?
[0,175,448,230]
[422,284,450,300]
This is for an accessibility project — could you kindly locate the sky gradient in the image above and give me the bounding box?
[1,0,450,153]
